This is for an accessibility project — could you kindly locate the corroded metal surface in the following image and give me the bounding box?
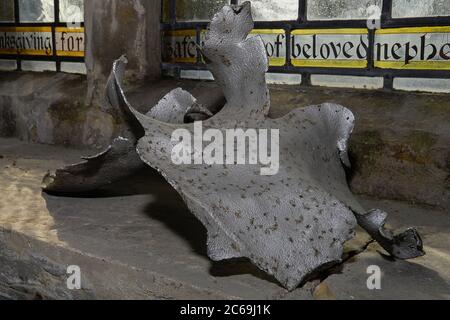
[43,1,424,290]
[43,67,214,193]
[107,2,423,290]
[355,209,424,259]
[114,58,358,290]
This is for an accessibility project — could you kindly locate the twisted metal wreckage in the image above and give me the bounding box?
[43,2,424,290]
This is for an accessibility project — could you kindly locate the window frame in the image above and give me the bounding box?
[0,0,85,72]
[162,0,450,89]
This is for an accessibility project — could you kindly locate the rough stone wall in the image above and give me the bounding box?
[0,0,162,148]
[85,0,161,104]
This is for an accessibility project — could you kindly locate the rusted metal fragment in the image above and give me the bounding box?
[320,109,424,260]
[355,210,424,259]
[43,70,201,193]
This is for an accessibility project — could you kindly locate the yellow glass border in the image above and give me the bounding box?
[165,57,197,64]
[250,29,285,35]
[292,28,368,35]
[376,26,450,35]
[292,59,367,68]
[269,57,286,67]
[55,28,85,57]
[164,29,196,37]
[375,60,450,70]
[55,27,84,34]
[0,49,16,55]
[0,26,52,33]
[56,50,84,57]
[0,26,86,57]
[0,48,51,56]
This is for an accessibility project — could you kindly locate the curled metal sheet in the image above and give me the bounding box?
[108,2,423,289]
[355,210,424,259]
[43,1,424,290]
[105,3,348,290]
[43,65,213,193]
[42,136,144,193]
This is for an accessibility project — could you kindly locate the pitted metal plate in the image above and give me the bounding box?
[43,1,424,290]
[105,2,418,290]
[43,75,204,193]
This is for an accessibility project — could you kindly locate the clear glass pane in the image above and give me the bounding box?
[180,69,214,80]
[21,60,56,72]
[60,62,86,74]
[393,78,450,93]
[0,59,17,71]
[0,0,15,22]
[307,0,382,20]
[176,0,230,22]
[266,73,302,85]
[19,0,54,22]
[311,75,384,89]
[239,0,298,21]
[60,0,84,23]
[392,0,450,18]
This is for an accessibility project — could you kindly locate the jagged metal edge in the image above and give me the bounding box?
[42,57,199,193]
[109,3,360,290]
[355,209,424,259]
[42,136,143,193]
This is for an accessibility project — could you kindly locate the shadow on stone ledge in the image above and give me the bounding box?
[42,167,291,293]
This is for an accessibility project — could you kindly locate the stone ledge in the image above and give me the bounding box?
[0,138,449,300]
